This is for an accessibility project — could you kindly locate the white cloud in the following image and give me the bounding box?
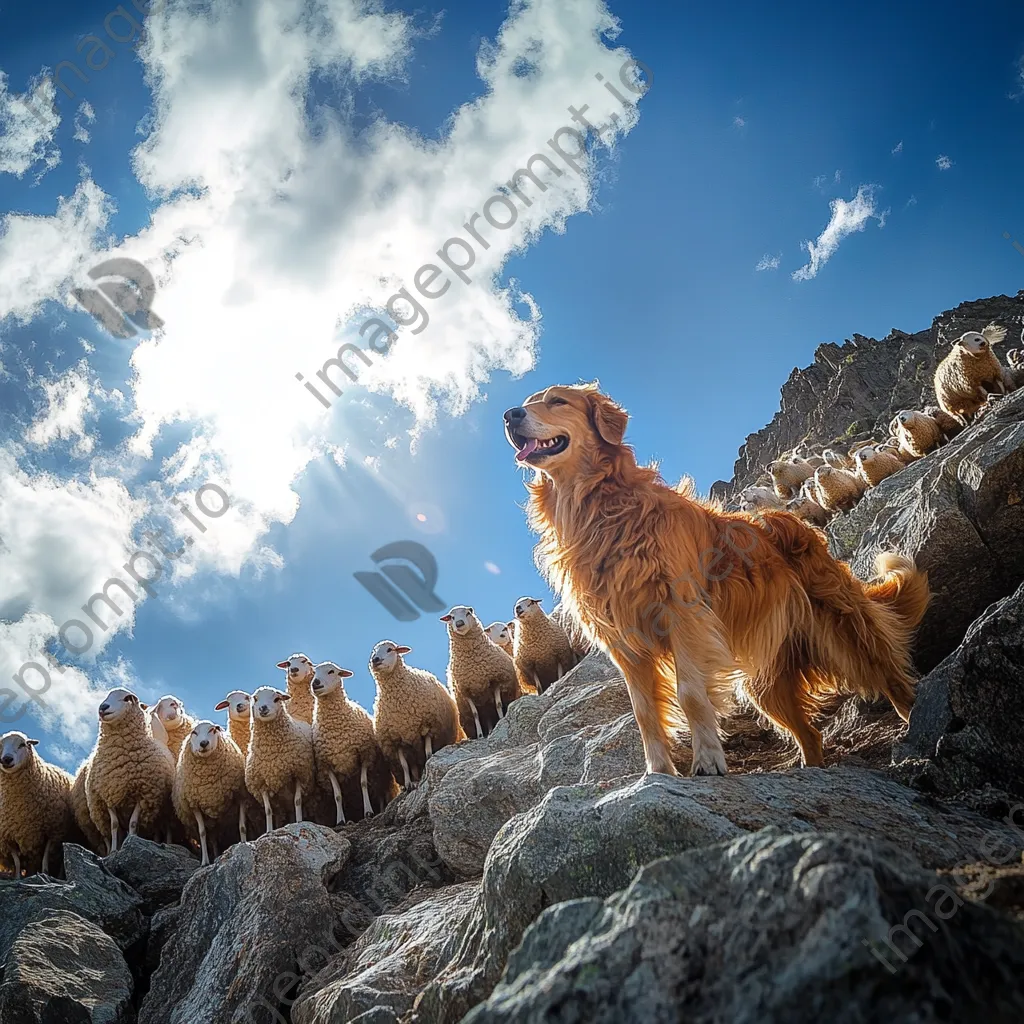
[755,253,781,272]
[892,140,903,154]
[812,170,841,191]
[733,116,745,128]
[73,101,96,145]
[24,361,99,457]
[1011,54,1024,99]
[906,194,917,207]
[0,71,61,178]
[484,561,501,574]
[792,184,885,281]
[936,154,952,170]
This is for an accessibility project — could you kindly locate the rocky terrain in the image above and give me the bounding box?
[3,292,1024,1022]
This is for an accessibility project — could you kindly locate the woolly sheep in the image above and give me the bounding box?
[484,621,515,657]
[512,597,576,697]
[311,662,396,824]
[275,654,316,725]
[244,685,315,833]
[146,706,170,749]
[550,603,593,663]
[934,326,1012,422]
[370,640,462,791]
[812,465,866,513]
[767,456,816,499]
[214,689,253,755]
[890,409,944,460]
[735,486,785,512]
[822,448,855,471]
[86,688,176,854]
[152,695,195,758]
[0,732,73,877]
[70,756,106,854]
[854,445,905,488]
[173,720,249,866]
[785,495,830,528]
[922,405,965,442]
[443,605,523,737]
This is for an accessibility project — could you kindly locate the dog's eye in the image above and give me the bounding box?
[547,397,567,406]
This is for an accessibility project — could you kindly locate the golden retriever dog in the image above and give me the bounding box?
[503,383,930,776]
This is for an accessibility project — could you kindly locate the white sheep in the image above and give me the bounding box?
[0,732,73,877]
[275,654,316,725]
[311,662,397,824]
[512,597,576,696]
[69,755,106,854]
[443,605,523,738]
[484,621,515,657]
[370,641,463,791]
[85,688,176,854]
[244,685,315,833]
[152,695,195,758]
[173,720,249,866]
[213,689,253,755]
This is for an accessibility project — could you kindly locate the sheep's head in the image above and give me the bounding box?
[513,597,543,622]
[441,605,482,637]
[189,721,224,757]
[98,687,142,725]
[815,466,835,483]
[276,654,314,683]
[312,661,354,698]
[370,641,411,675]
[251,686,291,722]
[484,622,510,647]
[214,690,251,722]
[0,731,38,773]
[154,695,186,725]
[957,331,991,356]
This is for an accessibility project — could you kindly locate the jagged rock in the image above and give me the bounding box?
[464,828,1024,1023]
[0,910,136,1023]
[138,823,351,1024]
[0,845,146,965]
[829,388,1024,672]
[896,582,1024,798]
[105,835,200,915]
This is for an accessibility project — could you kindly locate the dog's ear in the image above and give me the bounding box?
[588,392,628,446]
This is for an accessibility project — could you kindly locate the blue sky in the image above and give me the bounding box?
[1,0,1022,766]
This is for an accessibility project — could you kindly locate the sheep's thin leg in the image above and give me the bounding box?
[194,809,210,867]
[164,827,172,845]
[493,685,504,720]
[399,750,415,790]
[238,803,248,842]
[424,734,433,758]
[294,781,304,823]
[12,848,21,878]
[360,762,373,817]
[128,802,141,836]
[262,791,273,833]
[468,699,483,738]
[555,662,564,681]
[108,807,120,854]
[532,672,543,695]
[328,771,346,826]
[41,839,54,876]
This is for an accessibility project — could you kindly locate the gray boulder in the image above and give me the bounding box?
[105,835,200,915]
[465,827,1024,1024]
[138,823,351,1024]
[0,910,136,1023]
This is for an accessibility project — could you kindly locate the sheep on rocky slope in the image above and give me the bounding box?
[275,654,316,725]
[484,621,514,657]
[812,465,866,513]
[152,695,195,758]
[443,605,523,738]
[512,597,576,697]
[889,410,944,461]
[854,446,905,488]
[934,325,1013,422]
[767,456,816,499]
[0,732,73,877]
[370,640,462,791]
[311,661,397,824]
[214,690,253,755]
[86,688,176,854]
[785,495,830,528]
[173,721,249,866]
[69,756,106,854]
[244,686,315,832]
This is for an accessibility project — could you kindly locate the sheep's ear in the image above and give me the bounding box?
[275,693,292,702]
[212,724,223,732]
[339,668,354,678]
[125,694,138,704]
[139,703,148,710]
[26,738,38,746]
[467,607,474,615]
[395,645,412,654]
[214,700,229,711]
[276,661,290,669]
[439,614,452,622]
[507,621,515,630]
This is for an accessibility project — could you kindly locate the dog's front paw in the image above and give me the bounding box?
[691,748,728,777]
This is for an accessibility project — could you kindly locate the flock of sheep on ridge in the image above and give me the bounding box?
[0,598,587,874]
[731,325,1024,524]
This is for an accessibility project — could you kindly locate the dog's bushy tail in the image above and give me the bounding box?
[864,552,930,631]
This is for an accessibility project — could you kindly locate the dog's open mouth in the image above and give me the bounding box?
[508,430,569,462]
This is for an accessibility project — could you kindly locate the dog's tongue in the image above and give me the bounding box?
[515,438,538,462]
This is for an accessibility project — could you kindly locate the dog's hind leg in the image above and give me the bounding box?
[670,638,728,777]
[746,668,824,768]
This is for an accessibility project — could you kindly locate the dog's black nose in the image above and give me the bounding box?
[504,407,526,426]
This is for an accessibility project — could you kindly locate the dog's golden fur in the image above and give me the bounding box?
[506,383,930,776]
